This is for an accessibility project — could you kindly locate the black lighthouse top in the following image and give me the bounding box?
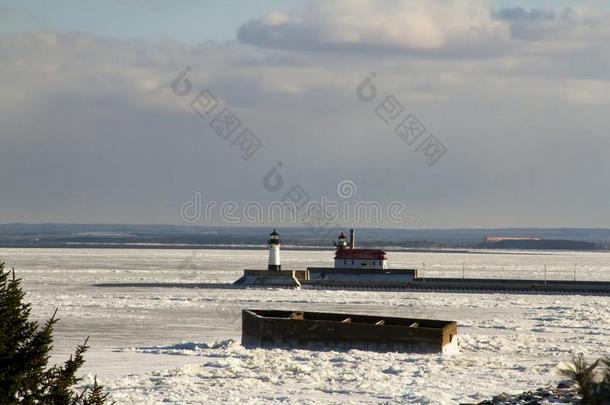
[334,232,348,249]
[268,229,280,245]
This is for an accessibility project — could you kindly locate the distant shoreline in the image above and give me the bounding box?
[0,243,604,255]
[0,223,607,252]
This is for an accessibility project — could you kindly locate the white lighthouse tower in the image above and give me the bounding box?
[268,229,281,271]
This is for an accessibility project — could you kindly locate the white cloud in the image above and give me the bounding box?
[238,0,510,55]
[237,0,610,61]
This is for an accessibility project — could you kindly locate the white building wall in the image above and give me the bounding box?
[268,245,280,267]
[334,259,387,269]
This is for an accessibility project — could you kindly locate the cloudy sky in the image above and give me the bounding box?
[1,0,609,228]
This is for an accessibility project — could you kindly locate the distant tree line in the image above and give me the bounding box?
[477,239,598,250]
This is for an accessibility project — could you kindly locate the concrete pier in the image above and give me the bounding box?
[302,277,610,294]
[233,269,307,287]
[308,267,417,283]
[97,277,610,295]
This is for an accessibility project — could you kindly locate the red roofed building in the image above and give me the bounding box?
[334,230,388,269]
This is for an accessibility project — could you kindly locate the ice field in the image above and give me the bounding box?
[1,247,610,404]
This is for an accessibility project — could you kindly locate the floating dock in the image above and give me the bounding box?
[241,309,458,353]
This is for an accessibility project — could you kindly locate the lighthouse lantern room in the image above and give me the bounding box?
[268,229,281,271]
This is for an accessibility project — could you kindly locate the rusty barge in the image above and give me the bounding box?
[241,309,458,353]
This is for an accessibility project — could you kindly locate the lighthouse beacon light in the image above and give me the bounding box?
[334,232,348,250]
[268,229,281,271]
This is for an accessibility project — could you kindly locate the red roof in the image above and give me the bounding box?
[334,249,387,260]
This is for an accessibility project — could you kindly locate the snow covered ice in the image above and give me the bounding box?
[1,247,610,404]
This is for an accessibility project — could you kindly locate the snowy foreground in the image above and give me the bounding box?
[1,248,610,404]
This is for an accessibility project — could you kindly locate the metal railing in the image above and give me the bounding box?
[415,263,607,282]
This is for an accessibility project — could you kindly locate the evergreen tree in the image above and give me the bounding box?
[0,261,109,404]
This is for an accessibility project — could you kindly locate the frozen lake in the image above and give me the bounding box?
[1,247,609,404]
